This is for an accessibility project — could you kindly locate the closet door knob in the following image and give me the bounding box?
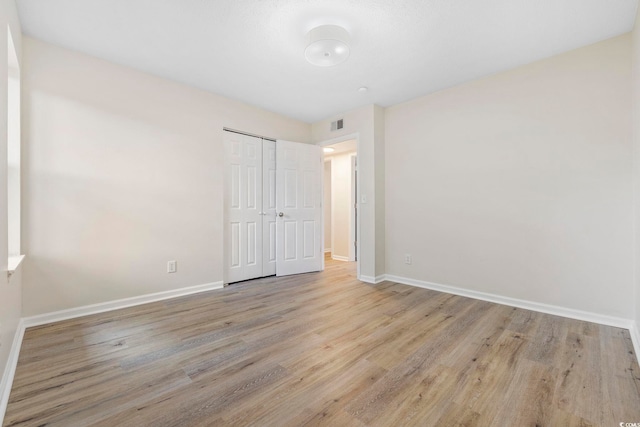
[278,212,284,217]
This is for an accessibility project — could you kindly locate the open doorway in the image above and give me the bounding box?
[323,138,358,267]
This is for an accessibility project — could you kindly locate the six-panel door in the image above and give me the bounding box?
[225,132,263,283]
[275,140,323,276]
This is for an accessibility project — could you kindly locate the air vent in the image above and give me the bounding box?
[330,119,344,132]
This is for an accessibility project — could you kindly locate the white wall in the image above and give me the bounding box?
[0,0,22,410]
[385,35,634,319]
[21,37,310,316]
[329,152,355,260]
[323,160,331,252]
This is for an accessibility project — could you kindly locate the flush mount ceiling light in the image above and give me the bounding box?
[305,25,350,67]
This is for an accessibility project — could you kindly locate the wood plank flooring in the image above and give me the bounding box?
[4,259,640,426]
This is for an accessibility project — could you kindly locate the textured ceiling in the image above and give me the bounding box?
[16,0,639,123]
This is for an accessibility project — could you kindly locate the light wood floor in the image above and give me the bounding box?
[4,259,640,426]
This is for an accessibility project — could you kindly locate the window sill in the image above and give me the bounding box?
[8,254,25,278]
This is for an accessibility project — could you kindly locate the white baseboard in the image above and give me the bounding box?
[324,248,332,253]
[384,274,632,330]
[0,319,25,424]
[23,281,224,328]
[359,275,386,284]
[331,255,350,262]
[631,321,640,366]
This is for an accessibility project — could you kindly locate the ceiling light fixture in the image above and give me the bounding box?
[358,86,368,93]
[323,147,335,153]
[305,25,350,67]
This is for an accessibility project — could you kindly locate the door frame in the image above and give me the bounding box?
[317,133,361,281]
[350,153,357,262]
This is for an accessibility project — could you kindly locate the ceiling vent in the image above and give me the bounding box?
[330,119,344,132]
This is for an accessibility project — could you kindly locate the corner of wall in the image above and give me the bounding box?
[373,105,386,278]
[0,318,24,424]
[632,0,640,350]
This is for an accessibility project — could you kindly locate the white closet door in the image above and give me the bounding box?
[262,139,277,276]
[224,132,263,283]
[276,140,323,276]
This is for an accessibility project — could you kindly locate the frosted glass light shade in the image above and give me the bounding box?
[305,25,350,67]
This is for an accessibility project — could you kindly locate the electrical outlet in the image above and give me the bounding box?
[167,260,177,273]
[404,254,412,265]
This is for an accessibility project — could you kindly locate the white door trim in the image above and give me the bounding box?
[350,153,357,262]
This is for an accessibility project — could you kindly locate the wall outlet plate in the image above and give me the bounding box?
[167,260,177,273]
